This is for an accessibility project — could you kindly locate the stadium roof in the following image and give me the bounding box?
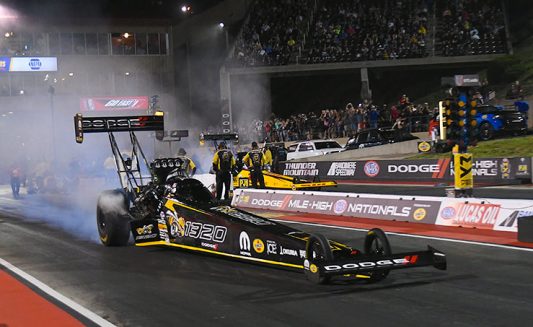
[2,0,224,19]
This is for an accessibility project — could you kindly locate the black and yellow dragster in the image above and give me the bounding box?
[75,114,446,284]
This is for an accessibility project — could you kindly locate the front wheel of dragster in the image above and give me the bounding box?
[304,234,333,284]
[364,228,392,282]
[96,189,131,246]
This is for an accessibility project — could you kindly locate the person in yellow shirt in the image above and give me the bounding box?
[177,148,197,177]
[242,142,266,188]
[212,143,235,200]
[262,144,273,171]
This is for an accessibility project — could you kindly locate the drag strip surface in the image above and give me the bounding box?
[1,211,533,326]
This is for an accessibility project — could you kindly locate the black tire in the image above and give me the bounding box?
[479,122,493,141]
[305,234,333,284]
[364,228,392,282]
[96,189,131,246]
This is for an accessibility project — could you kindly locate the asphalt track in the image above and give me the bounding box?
[335,182,533,199]
[2,195,533,326]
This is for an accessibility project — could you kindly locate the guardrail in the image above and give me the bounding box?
[232,189,533,233]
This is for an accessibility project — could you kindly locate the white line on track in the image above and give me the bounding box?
[274,219,533,253]
[0,257,116,327]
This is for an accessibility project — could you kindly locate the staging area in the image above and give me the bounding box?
[1,196,533,326]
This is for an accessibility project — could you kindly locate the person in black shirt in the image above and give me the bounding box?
[212,143,235,200]
[243,142,266,189]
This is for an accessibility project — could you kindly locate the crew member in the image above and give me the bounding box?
[212,143,235,200]
[177,148,197,177]
[243,142,266,188]
[262,143,273,171]
[10,166,21,199]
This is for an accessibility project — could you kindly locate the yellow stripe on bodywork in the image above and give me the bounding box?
[164,199,210,215]
[136,241,304,269]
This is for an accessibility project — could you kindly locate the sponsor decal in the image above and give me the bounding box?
[201,242,219,251]
[170,217,227,243]
[283,162,319,176]
[80,96,149,111]
[413,208,427,221]
[417,141,432,152]
[440,207,456,219]
[134,224,158,241]
[516,158,529,176]
[310,264,318,273]
[439,202,501,228]
[364,161,380,177]
[239,231,251,256]
[8,57,58,72]
[253,239,265,253]
[388,164,440,174]
[266,240,277,255]
[211,206,275,225]
[432,158,451,179]
[136,224,153,235]
[279,245,299,257]
[327,162,356,176]
[333,199,348,215]
[168,213,186,238]
[498,210,533,228]
[501,158,510,179]
[324,258,411,272]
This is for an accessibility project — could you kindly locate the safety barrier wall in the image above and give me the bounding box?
[232,189,533,233]
[279,157,532,184]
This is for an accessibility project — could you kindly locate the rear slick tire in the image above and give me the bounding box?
[96,189,131,246]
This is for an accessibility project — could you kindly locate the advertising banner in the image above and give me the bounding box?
[233,190,441,224]
[80,96,149,111]
[8,57,58,72]
[280,157,531,184]
[436,198,533,232]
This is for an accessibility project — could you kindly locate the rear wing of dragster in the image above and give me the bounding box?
[73,113,164,193]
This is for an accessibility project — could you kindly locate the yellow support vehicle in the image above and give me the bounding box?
[233,169,336,190]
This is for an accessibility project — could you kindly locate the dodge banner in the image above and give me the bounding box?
[80,96,149,112]
[280,157,531,184]
[233,190,441,224]
[233,189,533,233]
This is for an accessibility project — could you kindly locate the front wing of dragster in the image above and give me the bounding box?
[304,246,446,281]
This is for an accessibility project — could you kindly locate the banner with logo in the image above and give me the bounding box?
[280,157,531,184]
[436,198,533,232]
[233,190,441,224]
[233,189,533,233]
[80,96,149,111]
[8,57,58,72]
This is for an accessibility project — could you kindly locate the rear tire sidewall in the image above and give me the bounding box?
[96,190,131,246]
[364,228,392,282]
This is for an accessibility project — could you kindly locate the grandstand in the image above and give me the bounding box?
[231,0,510,67]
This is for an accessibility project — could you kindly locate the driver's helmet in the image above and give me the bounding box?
[178,148,186,156]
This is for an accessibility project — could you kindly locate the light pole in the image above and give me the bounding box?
[48,85,56,162]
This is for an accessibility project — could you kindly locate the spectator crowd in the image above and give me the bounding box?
[232,94,434,143]
[232,0,508,66]
[437,0,507,56]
